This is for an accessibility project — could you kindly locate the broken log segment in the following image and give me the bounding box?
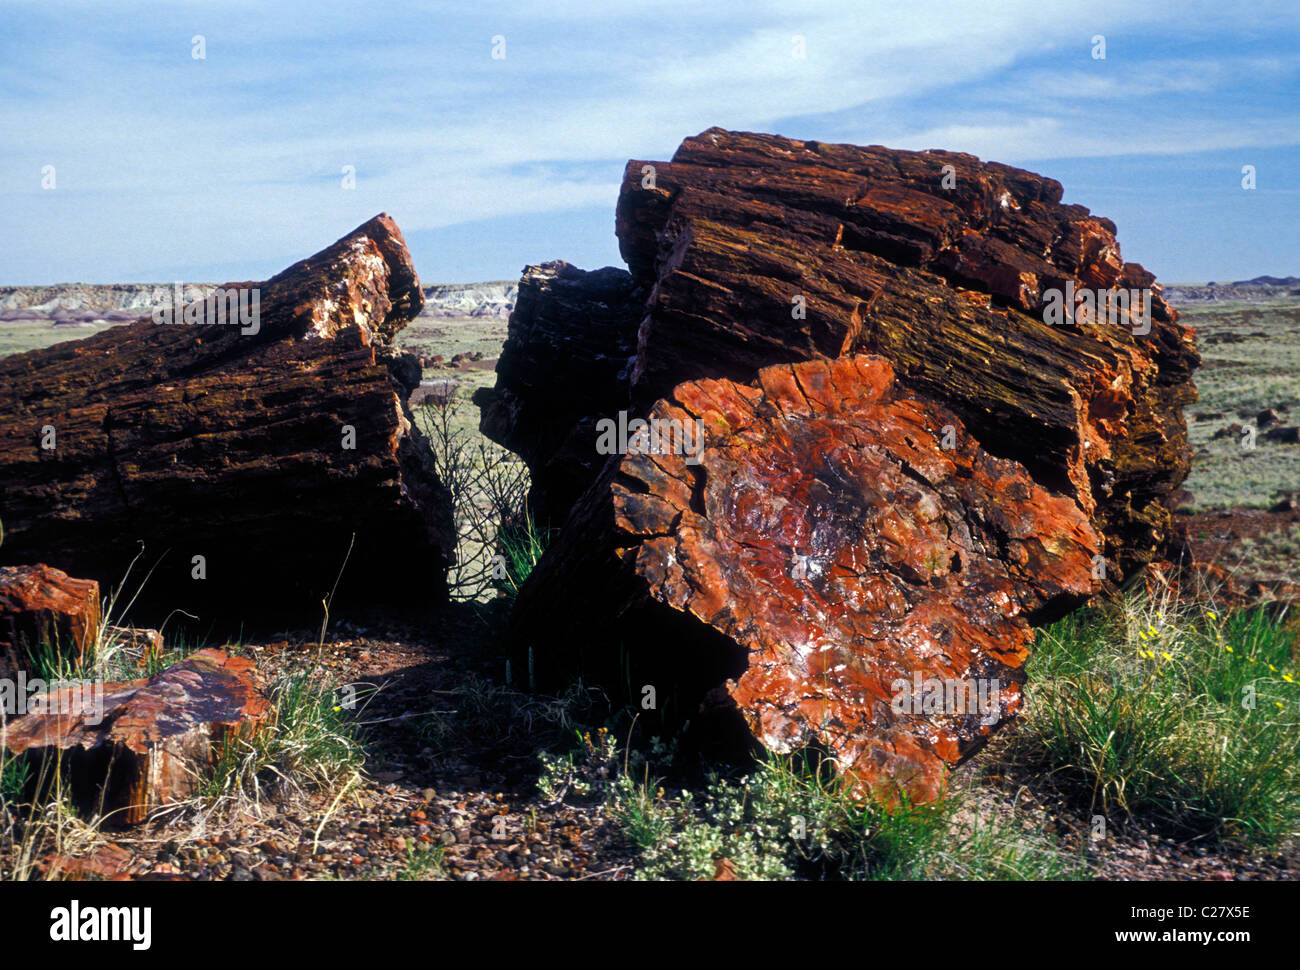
[474,260,645,528]
[510,356,1102,801]
[615,129,1198,582]
[0,215,454,622]
[1,648,269,826]
[481,129,1202,800]
[0,564,100,680]
[480,129,1197,579]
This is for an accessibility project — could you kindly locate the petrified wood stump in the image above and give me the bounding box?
[511,357,1101,799]
[1,649,269,826]
[0,215,454,621]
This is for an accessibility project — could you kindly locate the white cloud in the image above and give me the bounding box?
[1,0,1297,279]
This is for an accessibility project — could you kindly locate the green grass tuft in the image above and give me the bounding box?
[1007,589,1300,846]
[200,671,365,810]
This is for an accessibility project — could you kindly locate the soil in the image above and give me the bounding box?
[19,606,638,882]
[1177,504,1300,588]
[19,596,1294,881]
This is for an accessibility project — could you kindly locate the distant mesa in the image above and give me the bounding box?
[421,281,517,318]
[0,279,521,324]
[1162,276,1300,303]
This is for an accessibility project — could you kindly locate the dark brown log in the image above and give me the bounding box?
[474,260,644,527]
[0,215,454,622]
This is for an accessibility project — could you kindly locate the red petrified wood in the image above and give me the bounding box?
[485,128,1201,800]
[0,564,101,680]
[1,649,270,825]
[616,131,1197,582]
[511,357,1101,800]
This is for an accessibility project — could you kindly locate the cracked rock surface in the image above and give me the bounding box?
[492,129,1199,797]
[2,649,270,826]
[511,356,1102,799]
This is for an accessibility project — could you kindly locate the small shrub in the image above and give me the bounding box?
[0,756,30,807]
[416,397,533,601]
[538,730,1081,881]
[396,839,445,881]
[494,511,552,600]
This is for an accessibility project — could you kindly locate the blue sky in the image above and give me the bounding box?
[2,1,1297,285]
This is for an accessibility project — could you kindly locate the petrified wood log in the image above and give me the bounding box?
[474,260,644,527]
[1,649,269,825]
[481,129,1197,576]
[0,215,454,621]
[511,357,1101,800]
[0,564,100,680]
[484,129,1202,798]
[616,128,1198,580]
[484,130,1202,797]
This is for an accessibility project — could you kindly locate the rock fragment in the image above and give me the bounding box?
[0,564,100,679]
[511,357,1101,799]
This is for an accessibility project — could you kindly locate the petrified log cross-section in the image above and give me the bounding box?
[616,129,1198,579]
[486,129,1199,798]
[485,129,1198,579]
[0,215,454,621]
[511,357,1101,799]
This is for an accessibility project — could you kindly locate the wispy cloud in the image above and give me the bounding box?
[0,0,1296,282]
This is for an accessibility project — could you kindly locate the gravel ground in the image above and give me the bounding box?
[5,603,1295,882]
[9,606,636,882]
